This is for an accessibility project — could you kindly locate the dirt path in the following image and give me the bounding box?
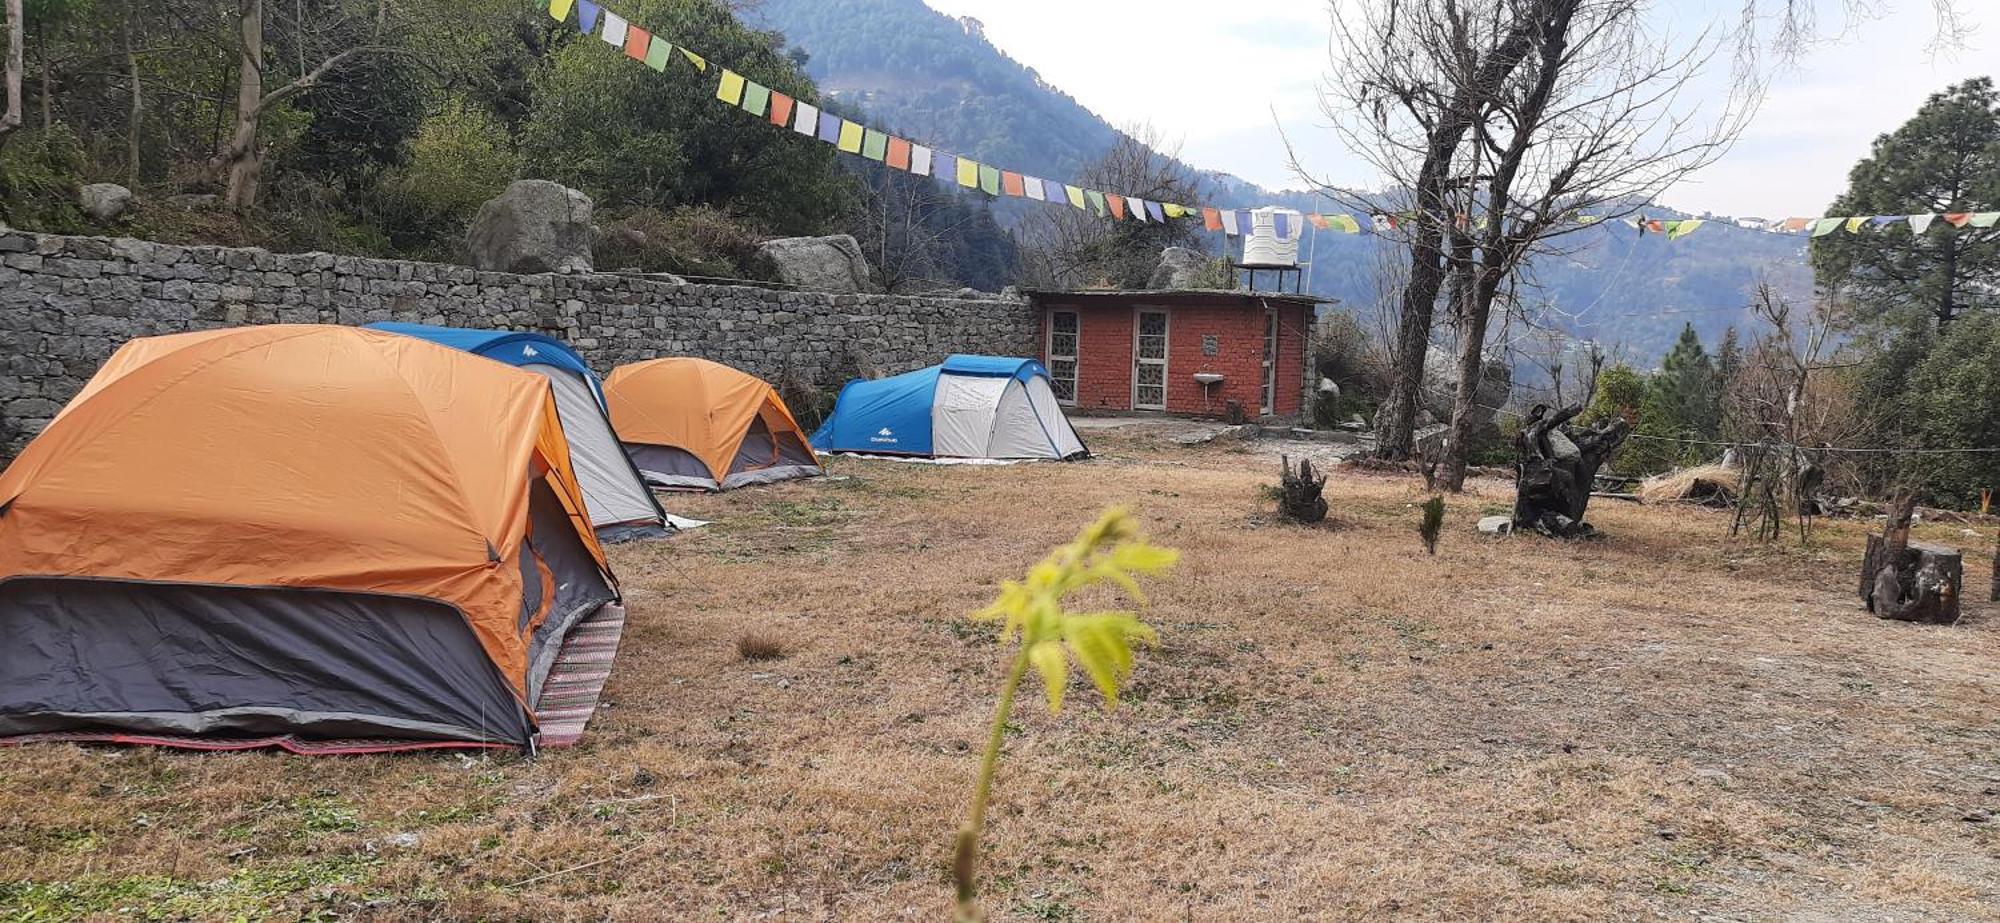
[2,430,1995,921]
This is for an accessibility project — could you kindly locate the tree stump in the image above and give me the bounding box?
[1278,455,1328,524]
[1511,403,1631,538]
[1862,535,1964,624]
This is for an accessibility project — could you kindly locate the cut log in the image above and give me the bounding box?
[1278,454,1328,524]
[1862,535,1963,625]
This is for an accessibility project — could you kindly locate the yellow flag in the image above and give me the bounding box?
[549,0,574,20]
[681,48,708,71]
[957,157,980,189]
[716,70,746,106]
[837,120,865,154]
[1065,185,1086,209]
[1331,214,1361,234]
[1844,216,1867,233]
[1163,204,1188,219]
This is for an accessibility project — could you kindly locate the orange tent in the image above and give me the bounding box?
[0,326,618,750]
[605,358,823,491]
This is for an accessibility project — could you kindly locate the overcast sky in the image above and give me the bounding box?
[922,0,1996,219]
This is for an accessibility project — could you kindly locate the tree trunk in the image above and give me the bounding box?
[1936,232,1958,329]
[1374,218,1446,460]
[36,23,48,132]
[126,2,142,187]
[224,0,264,214]
[0,0,21,149]
[1441,271,1501,492]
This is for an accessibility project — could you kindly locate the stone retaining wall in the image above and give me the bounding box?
[0,232,1037,457]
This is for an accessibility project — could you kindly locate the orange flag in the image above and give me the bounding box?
[624,27,651,62]
[1001,171,1026,197]
[768,91,794,128]
[1943,213,1973,227]
[886,137,912,171]
[1106,194,1128,220]
[1203,207,1223,231]
[1307,214,1330,230]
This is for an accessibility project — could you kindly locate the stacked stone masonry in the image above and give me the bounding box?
[0,232,1037,458]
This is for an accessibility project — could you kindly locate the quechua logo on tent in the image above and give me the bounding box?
[871,427,897,445]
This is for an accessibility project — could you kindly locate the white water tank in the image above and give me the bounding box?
[1240,207,1304,267]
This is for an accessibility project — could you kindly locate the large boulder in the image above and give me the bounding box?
[1147,246,1208,289]
[80,184,134,223]
[756,234,879,294]
[1420,345,1512,433]
[468,180,595,275]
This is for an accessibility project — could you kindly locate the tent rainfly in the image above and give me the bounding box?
[605,358,823,491]
[810,355,1089,460]
[365,322,673,543]
[0,326,620,751]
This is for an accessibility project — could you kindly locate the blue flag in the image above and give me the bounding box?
[576,0,600,32]
[816,111,842,145]
[1146,200,1165,223]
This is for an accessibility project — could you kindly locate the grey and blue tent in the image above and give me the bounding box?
[811,355,1089,461]
[367,322,672,542]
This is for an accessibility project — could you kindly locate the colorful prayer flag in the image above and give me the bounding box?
[716,70,746,106]
[741,81,771,117]
[1203,207,1223,231]
[861,128,888,161]
[1146,200,1165,223]
[1811,218,1843,237]
[1780,217,1811,232]
[910,145,933,177]
[1023,176,1046,201]
[1221,210,1242,235]
[645,38,674,71]
[1329,214,1361,234]
[1001,171,1026,197]
[1971,212,1999,228]
[681,48,707,71]
[624,26,651,62]
[1843,216,1867,233]
[768,91,794,127]
[1126,197,1148,222]
[1943,212,1973,227]
[1576,215,1601,225]
[838,120,865,154]
[886,137,912,171]
[549,0,575,22]
[1371,214,1396,233]
[957,157,980,189]
[792,101,819,137]
[1045,179,1067,202]
[1307,214,1330,230]
[576,0,600,32]
[1164,204,1188,219]
[1668,219,1702,241]
[934,153,957,181]
[816,111,842,145]
[1063,186,1086,209]
[1085,190,1107,216]
[1908,214,1936,234]
[979,165,1001,196]
[1645,219,1665,235]
[599,11,628,47]
[1868,215,1900,228]
[1105,194,1128,220]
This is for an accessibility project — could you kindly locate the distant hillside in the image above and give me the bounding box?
[754,0,1816,362]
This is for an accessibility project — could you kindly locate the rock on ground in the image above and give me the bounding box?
[756,234,879,294]
[80,184,134,223]
[467,180,595,275]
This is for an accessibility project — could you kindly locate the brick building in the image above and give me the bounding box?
[1025,290,1324,420]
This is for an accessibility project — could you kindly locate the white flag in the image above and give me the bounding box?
[599,11,628,47]
[1129,198,1151,222]
[1220,210,1241,235]
[1023,176,1046,202]
[1908,214,1936,234]
[792,102,819,137]
[910,145,933,177]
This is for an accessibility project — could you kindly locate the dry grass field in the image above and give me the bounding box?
[3,424,1997,921]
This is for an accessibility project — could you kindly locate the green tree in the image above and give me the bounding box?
[1811,78,2000,331]
[1899,311,2000,506]
[1651,323,1722,446]
[520,0,848,237]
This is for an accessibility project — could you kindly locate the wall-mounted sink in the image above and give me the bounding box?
[1192,372,1225,386]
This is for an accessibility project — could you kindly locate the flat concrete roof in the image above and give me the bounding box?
[1022,289,1334,307]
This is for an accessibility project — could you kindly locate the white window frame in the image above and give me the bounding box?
[1132,307,1170,411]
[1261,308,1278,416]
[1045,308,1080,406]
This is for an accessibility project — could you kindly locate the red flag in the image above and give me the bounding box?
[624,27,651,62]
[768,91,794,128]
[1203,207,1223,231]
[1307,214,1330,230]
[1645,219,1664,234]
[1105,194,1127,220]
[886,137,912,171]
[1001,171,1026,197]
[1943,212,1973,227]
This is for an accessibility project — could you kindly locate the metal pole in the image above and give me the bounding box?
[1304,221,1320,296]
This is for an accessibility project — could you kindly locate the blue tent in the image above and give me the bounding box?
[365,322,670,541]
[811,355,1088,460]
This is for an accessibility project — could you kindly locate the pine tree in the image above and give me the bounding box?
[1650,323,1722,459]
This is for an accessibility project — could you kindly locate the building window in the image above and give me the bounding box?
[1047,310,1079,404]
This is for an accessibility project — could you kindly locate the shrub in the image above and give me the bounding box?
[735,633,786,661]
[0,126,90,233]
[594,205,778,281]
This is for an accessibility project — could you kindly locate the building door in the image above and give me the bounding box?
[1046,309,1079,405]
[1261,308,1278,416]
[1133,309,1168,411]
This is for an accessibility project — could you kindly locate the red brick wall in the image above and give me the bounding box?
[1037,297,1310,419]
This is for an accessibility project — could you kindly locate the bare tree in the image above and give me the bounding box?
[1727,285,1863,542]
[1019,125,1207,290]
[0,0,22,149]
[852,168,985,294]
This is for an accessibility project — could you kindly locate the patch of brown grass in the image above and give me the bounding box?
[2,429,1996,920]
[735,633,788,662]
